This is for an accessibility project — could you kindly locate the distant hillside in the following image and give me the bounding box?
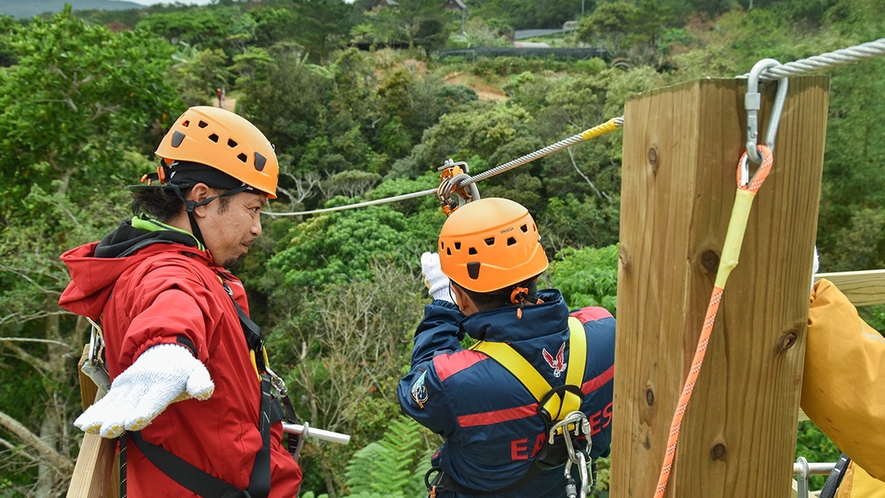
[0,0,145,19]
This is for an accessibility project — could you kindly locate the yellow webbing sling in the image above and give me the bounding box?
[472,317,587,422]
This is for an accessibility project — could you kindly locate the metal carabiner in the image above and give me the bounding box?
[437,159,481,216]
[576,451,589,498]
[548,411,591,465]
[745,58,788,163]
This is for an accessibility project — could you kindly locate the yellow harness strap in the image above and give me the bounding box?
[472,317,587,422]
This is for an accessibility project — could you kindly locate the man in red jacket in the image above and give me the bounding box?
[59,106,301,497]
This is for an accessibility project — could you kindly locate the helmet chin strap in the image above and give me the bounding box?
[168,183,250,249]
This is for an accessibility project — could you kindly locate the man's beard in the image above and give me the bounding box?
[222,256,243,271]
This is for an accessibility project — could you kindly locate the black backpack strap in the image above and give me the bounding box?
[819,453,851,498]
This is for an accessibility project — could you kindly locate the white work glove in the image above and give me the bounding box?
[75,344,214,438]
[422,252,455,303]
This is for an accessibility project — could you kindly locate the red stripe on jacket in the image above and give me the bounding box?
[434,349,488,382]
[582,365,614,395]
[458,403,538,427]
[569,307,613,323]
[456,365,614,428]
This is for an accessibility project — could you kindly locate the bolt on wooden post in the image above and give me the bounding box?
[612,75,829,497]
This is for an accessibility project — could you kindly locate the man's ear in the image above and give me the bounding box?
[451,285,479,316]
[189,183,212,218]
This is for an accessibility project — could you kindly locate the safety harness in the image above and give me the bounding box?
[426,317,596,498]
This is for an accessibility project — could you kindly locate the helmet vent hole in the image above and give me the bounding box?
[198,120,209,129]
[484,237,495,246]
[468,247,478,255]
[454,242,461,250]
[182,120,190,127]
[467,262,481,280]
[446,248,451,256]
[507,237,517,246]
[237,153,248,163]
[208,133,219,143]
[171,131,186,147]
[520,224,528,233]
[227,139,238,148]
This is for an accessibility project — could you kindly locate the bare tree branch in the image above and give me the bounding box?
[0,310,68,327]
[1,338,52,372]
[0,337,72,349]
[0,436,40,463]
[0,264,64,296]
[0,411,73,475]
[567,147,610,200]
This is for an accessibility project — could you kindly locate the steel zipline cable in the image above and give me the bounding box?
[263,117,624,217]
[743,38,885,81]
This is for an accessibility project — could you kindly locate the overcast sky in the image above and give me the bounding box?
[119,0,217,5]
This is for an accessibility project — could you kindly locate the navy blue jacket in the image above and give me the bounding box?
[397,289,616,498]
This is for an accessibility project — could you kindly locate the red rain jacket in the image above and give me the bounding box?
[59,220,301,497]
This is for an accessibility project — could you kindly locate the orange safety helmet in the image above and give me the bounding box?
[439,198,548,293]
[155,106,278,199]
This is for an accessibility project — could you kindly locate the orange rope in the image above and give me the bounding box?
[653,145,773,498]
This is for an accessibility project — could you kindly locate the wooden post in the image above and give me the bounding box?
[612,75,829,497]
[68,346,119,498]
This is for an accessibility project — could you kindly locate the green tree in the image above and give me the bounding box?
[171,46,231,106]
[250,6,300,48]
[0,9,179,493]
[135,6,255,56]
[577,0,676,62]
[268,204,422,290]
[577,2,640,53]
[261,262,426,496]
[236,43,331,179]
[549,244,619,312]
[373,0,447,49]
[341,416,435,497]
[0,7,181,212]
[291,0,355,62]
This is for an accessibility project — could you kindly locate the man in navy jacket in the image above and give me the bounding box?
[398,197,616,497]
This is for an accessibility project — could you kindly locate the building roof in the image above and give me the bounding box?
[443,0,466,10]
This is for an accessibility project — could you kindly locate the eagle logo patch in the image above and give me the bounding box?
[542,343,567,378]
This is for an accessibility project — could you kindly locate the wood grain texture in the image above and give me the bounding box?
[612,75,829,497]
[814,270,885,306]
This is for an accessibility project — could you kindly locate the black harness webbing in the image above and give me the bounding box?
[128,431,250,498]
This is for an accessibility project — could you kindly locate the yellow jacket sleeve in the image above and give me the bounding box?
[802,278,885,480]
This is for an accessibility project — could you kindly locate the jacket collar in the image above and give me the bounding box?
[460,289,570,342]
